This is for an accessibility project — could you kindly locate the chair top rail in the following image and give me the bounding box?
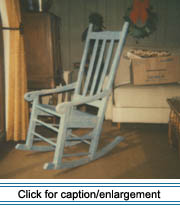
[89,31,121,40]
[106,22,129,90]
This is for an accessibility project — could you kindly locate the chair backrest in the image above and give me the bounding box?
[74,22,129,99]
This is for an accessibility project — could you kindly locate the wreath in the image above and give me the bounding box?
[124,0,158,39]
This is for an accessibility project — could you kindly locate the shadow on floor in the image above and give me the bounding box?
[0,121,180,179]
[0,140,17,162]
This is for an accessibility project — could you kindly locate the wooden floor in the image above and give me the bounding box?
[0,121,180,179]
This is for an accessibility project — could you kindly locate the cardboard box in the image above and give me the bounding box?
[131,55,180,85]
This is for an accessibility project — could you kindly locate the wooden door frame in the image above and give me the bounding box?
[0,15,6,141]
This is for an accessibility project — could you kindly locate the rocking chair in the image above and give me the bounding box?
[16,22,129,170]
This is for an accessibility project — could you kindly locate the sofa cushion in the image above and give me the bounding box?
[114,84,180,108]
[112,107,170,123]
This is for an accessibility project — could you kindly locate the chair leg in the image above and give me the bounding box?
[88,119,104,160]
[88,99,123,161]
[43,114,69,170]
[89,120,124,162]
[16,99,39,150]
[89,100,107,159]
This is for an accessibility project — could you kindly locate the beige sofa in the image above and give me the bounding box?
[105,83,180,124]
[105,47,180,124]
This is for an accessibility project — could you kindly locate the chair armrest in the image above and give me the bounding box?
[56,89,111,113]
[24,82,77,102]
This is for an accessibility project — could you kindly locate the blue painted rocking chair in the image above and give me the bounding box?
[16,22,129,170]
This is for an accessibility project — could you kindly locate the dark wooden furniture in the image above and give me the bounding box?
[0,17,5,141]
[22,12,63,90]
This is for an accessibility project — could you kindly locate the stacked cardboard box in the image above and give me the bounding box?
[128,49,180,85]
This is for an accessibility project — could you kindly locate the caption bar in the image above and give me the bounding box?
[0,182,180,205]
[17,189,161,200]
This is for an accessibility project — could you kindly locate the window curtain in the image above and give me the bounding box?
[6,0,29,141]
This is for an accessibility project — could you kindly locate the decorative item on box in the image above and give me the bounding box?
[128,49,180,85]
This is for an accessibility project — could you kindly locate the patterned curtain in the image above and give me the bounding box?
[6,0,29,141]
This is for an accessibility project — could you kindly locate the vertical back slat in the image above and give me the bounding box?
[90,39,106,96]
[82,39,99,96]
[74,24,93,95]
[106,22,129,90]
[97,40,114,93]
[75,22,129,98]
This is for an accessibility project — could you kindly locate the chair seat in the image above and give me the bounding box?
[36,104,97,128]
[36,104,59,116]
